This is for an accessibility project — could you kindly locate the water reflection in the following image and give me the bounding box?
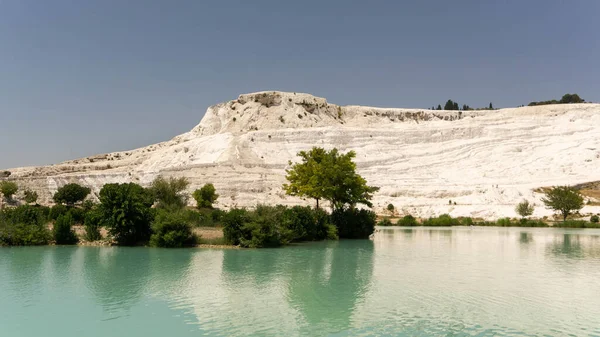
[82,247,152,314]
[519,232,533,244]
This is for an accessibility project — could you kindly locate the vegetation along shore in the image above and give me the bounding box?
[1,147,598,248]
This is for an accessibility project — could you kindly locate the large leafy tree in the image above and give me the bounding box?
[283,147,379,210]
[24,190,39,205]
[149,176,189,209]
[53,183,91,206]
[98,183,154,245]
[193,183,219,209]
[541,186,584,222]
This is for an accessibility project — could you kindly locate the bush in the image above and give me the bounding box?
[99,183,154,246]
[556,220,599,228]
[0,222,51,246]
[150,176,189,209]
[0,181,18,201]
[386,203,394,212]
[591,215,599,223]
[497,218,512,227]
[24,190,39,205]
[53,183,91,206]
[459,217,474,226]
[83,207,103,241]
[193,183,219,209]
[67,207,86,224]
[377,218,393,226]
[49,204,69,221]
[222,208,252,246]
[330,208,376,239]
[53,213,79,245]
[397,215,418,226]
[422,214,460,226]
[150,210,196,248]
[2,205,47,226]
[281,206,336,241]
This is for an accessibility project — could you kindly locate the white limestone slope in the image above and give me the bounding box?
[4,91,600,219]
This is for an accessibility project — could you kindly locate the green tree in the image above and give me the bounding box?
[444,100,455,110]
[0,181,18,202]
[23,190,38,205]
[515,199,535,219]
[150,176,189,209]
[192,183,219,209]
[436,104,442,110]
[150,210,196,248]
[541,186,584,221]
[283,147,379,210]
[489,102,493,109]
[53,183,91,206]
[386,203,394,213]
[53,213,79,245]
[83,206,103,242]
[453,102,459,110]
[98,183,154,245]
[560,93,584,104]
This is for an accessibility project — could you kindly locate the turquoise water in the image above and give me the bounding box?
[2,227,600,336]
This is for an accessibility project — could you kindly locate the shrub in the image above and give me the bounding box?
[386,204,394,212]
[222,208,252,246]
[330,208,376,239]
[422,214,460,226]
[556,220,595,228]
[0,181,18,201]
[0,222,51,246]
[459,217,474,226]
[192,183,219,209]
[24,190,39,205]
[397,214,418,226]
[53,183,91,206]
[83,207,103,242]
[49,204,69,221]
[497,218,512,227]
[541,186,584,222]
[281,206,336,241]
[150,176,189,209]
[99,183,154,246]
[515,200,534,218]
[591,215,599,223]
[53,213,79,245]
[377,218,393,226]
[67,207,86,224]
[150,210,196,248]
[2,205,47,226]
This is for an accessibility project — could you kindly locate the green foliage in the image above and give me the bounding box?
[0,205,50,246]
[99,183,154,246]
[53,183,91,206]
[444,100,455,110]
[0,181,18,201]
[222,208,251,246]
[83,206,103,241]
[53,213,79,245]
[150,176,189,209]
[591,215,599,223]
[541,186,584,221]
[192,183,219,209]
[436,104,442,110]
[496,218,512,227]
[528,93,584,106]
[49,204,69,221]
[422,214,460,226]
[377,218,393,226]
[23,190,38,205]
[330,208,376,239]
[222,205,337,247]
[0,222,51,246]
[555,220,599,228]
[67,207,86,224]
[386,203,394,212]
[515,199,535,218]
[283,147,379,210]
[397,214,418,226]
[150,210,196,248]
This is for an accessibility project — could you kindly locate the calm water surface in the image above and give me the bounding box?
[2,227,600,336]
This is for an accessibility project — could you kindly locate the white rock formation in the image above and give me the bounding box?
[3,91,600,219]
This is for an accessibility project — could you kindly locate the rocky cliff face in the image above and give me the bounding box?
[4,91,600,219]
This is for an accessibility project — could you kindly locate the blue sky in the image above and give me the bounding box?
[1,0,599,168]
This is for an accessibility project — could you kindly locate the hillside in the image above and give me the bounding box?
[4,91,600,219]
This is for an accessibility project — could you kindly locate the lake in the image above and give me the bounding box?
[1,227,600,336]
